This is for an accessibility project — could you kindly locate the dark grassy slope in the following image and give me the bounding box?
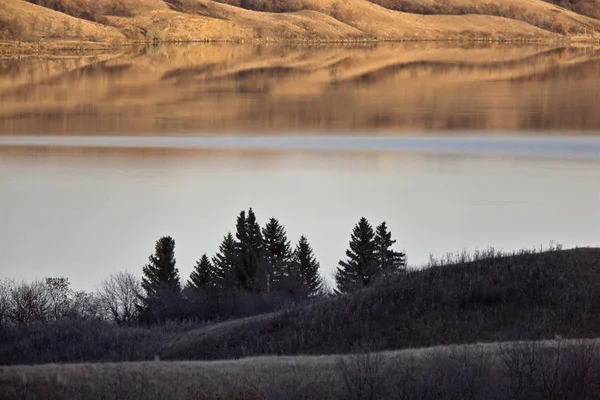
[162,247,600,360]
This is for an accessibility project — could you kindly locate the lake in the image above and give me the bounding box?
[1,43,599,291]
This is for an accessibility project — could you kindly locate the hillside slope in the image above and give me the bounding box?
[160,247,600,360]
[1,0,600,46]
[0,0,126,43]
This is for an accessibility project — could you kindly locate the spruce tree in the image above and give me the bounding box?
[335,217,378,293]
[234,208,264,292]
[139,236,181,323]
[291,235,322,297]
[212,232,237,290]
[141,236,180,298]
[262,217,293,293]
[188,254,217,293]
[374,222,406,274]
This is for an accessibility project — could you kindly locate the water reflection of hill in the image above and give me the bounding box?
[1,43,600,135]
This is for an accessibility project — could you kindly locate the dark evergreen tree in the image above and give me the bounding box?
[291,235,322,297]
[234,208,264,292]
[188,254,217,293]
[374,222,406,274]
[335,217,378,294]
[141,236,180,298]
[262,217,293,293]
[212,232,237,290]
[139,236,182,323]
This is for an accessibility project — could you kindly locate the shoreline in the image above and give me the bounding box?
[1,36,598,57]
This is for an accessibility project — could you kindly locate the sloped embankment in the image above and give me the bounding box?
[161,248,600,360]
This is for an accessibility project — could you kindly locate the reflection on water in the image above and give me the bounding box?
[1,43,599,290]
[1,147,599,290]
[1,135,600,159]
[1,43,600,135]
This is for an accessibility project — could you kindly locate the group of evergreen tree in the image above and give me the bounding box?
[137,209,405,324]
[335,218,406,293]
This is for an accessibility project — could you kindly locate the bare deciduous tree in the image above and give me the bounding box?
[71,290,104,320]
[0,279,13,327]
[45,277,72,321]
[9,280,49,325]
[98,271,142,325]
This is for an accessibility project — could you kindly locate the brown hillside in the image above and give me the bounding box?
[0,0,125,43]
[366,0,600,35]
[543,0,600,20]
[2,0,600,46]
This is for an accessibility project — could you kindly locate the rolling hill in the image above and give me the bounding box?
[1,0,600,48]
[1,247,600,399]
[159,247,600,361]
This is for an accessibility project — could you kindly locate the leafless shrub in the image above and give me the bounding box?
[500,340,600,400]
[25,0,133,22]
[0,279,12,328]
[105,0,134,17]
[4,18,27,44]
[213,0,303,13]
[98,271,142,325]
[9,280,49,325]
[337,351,387,400]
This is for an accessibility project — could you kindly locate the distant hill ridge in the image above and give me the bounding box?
[1,0,600,47]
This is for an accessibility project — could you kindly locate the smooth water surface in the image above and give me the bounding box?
[1,43,600,289]
[1,144,599,290]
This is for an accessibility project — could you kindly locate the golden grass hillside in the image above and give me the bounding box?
[1,339,599,400]
[2,0,600,48]
[0,0,126,44]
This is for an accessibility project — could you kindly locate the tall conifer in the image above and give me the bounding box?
[234,208,264,292]
[212,232,237,290]
[291,235,322,297]
[188,254,217,292]
[262,217,293,292]
[335,218,378,293]
[139,236,181,323]
[374,222,406,274]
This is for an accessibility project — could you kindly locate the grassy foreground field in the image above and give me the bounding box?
[1,339,600,399]
[1,248,600,398]
[1,0,600,51]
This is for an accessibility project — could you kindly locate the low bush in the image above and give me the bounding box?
[214,0,304,13]
[1,340,599,400]
[25,0,133,23]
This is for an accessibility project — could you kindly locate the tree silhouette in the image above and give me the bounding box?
[291,235,322,297]
[188,254,217,293]
[212,232,238,290]
[374,222,406,274]
[262,217,293,293]
[335,218,378,294]
[139,236,181,323]
[234,208,264,292]
[99,271,141,325]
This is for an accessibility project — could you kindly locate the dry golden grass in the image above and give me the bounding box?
[1,43,600,135]
[0,0,126,43]
[0,339,598,400]
[2,0,600,50]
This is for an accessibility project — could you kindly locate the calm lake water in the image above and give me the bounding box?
[1,43,599,290]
